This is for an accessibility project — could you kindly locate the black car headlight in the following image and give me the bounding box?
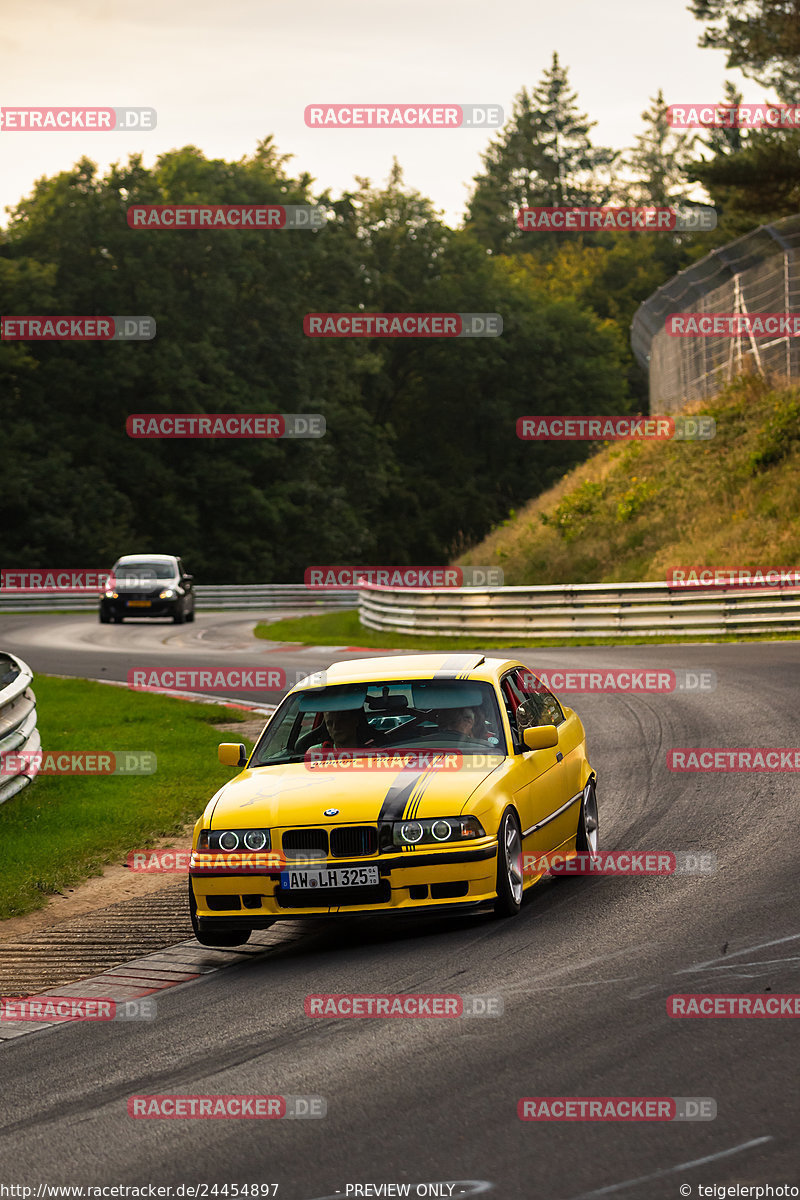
[392,816,485,847]
[197,828,271,851]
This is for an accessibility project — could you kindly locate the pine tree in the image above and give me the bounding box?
[626,89,696,206]
[690,0,800,101]
[698,81,748,157]
[465,54,618,252]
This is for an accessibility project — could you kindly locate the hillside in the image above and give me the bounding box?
[459,376,800,584]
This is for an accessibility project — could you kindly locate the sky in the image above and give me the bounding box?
[0,0,770,230]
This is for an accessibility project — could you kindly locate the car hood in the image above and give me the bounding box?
[208,757,508,826]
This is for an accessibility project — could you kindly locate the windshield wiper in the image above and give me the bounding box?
[251,752,308,767]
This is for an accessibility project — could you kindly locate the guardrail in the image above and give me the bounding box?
[0,584,357,613]
[358,580,800,639]
[0,653,40,805]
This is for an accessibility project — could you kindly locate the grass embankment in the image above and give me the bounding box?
[255,377,800,650]
[254,609,538,650]
[254,609,796,649]
[461,375,800,584]
[0,676,258,920]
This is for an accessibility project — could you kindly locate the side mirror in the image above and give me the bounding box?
[523,724,559,751]
[218,743,247,768]
[183,574,193,584]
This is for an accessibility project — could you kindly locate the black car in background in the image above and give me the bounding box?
[99,554,195,624]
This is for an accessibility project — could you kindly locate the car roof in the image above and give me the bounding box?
[115,553,178,563]
[293,652,522,690]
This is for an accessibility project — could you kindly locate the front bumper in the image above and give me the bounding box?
[190,841,498,924]
[100,597,179,618]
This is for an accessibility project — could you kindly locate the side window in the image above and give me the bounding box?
[514,668,565,727]
[538,688,565,727]
[500,672,526,749]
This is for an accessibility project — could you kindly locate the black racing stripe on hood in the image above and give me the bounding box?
[406,769,438,821]
[377,770,426,823]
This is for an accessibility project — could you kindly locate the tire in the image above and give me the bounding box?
[189,879,251,947]
[186,605,195,623]
[173,603,186,625]
[576,781,599,855]
[494,807,524,918]
[99,609,110,624]
[113,615,124,624]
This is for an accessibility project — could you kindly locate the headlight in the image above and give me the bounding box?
[399,820,424,844]
[159,588,176,599]
[105,591,118,599]
[198,828,272,852]
[392,816,486,846]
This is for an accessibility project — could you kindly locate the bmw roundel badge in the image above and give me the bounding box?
[324,808,339,816]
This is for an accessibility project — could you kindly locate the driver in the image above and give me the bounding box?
[436,706,478,740]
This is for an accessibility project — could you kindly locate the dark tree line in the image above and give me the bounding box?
[3,0,800,581]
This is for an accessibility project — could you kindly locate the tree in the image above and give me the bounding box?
[698,81,749,157]
[626,89,697,206]
[690,0,800,101]
[0,147,633,577]
[688,127,800,231]
[465,54,618,253]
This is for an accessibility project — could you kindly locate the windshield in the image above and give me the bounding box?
[251,678,506,767]
[112,560,176,583]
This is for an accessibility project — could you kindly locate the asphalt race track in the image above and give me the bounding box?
[1,611,799,1198]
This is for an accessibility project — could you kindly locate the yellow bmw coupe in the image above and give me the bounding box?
[189,652,597,945]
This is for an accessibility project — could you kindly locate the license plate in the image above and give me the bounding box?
[280,865,379,889]
[127,600,151,607]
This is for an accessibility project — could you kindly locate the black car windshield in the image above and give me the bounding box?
[113,560,176,582]
[251,678,506,766]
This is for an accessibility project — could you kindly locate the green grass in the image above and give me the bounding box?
[254,608,798,650]
[0,676,260,920]
[460,375,800,585]
[253,377,800,652]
